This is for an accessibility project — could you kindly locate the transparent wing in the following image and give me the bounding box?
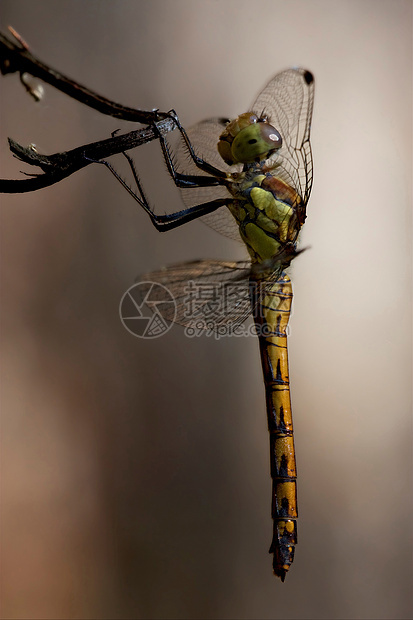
[174,119,243,241]
[252,67,314,207]
[137,259,252,330]
[136,254,290,333]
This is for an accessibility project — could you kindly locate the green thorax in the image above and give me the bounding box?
[227,166,303,265]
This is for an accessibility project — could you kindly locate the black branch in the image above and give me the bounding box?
[0,27,178,193]
[0,119,177,193]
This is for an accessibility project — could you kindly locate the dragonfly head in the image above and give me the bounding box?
[217,112,282,166]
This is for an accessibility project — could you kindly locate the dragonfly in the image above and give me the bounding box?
[103,68,314,580]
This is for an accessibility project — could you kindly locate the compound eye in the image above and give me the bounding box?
[260,124,282,149]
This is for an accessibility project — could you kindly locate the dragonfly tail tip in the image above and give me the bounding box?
[273,567,289,582]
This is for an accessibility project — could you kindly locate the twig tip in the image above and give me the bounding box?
[7,26,30,50]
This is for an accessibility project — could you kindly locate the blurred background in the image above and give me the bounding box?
[0,1,411,619]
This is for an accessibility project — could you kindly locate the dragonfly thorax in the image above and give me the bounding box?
[226,168,301,266]
[217,112,282,166]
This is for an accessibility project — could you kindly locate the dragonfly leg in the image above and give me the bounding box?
[151,117,228,187]
[87,154,232,232]
[158,110,228,179]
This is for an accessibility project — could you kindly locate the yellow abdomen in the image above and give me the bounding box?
[251,274,297,581]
